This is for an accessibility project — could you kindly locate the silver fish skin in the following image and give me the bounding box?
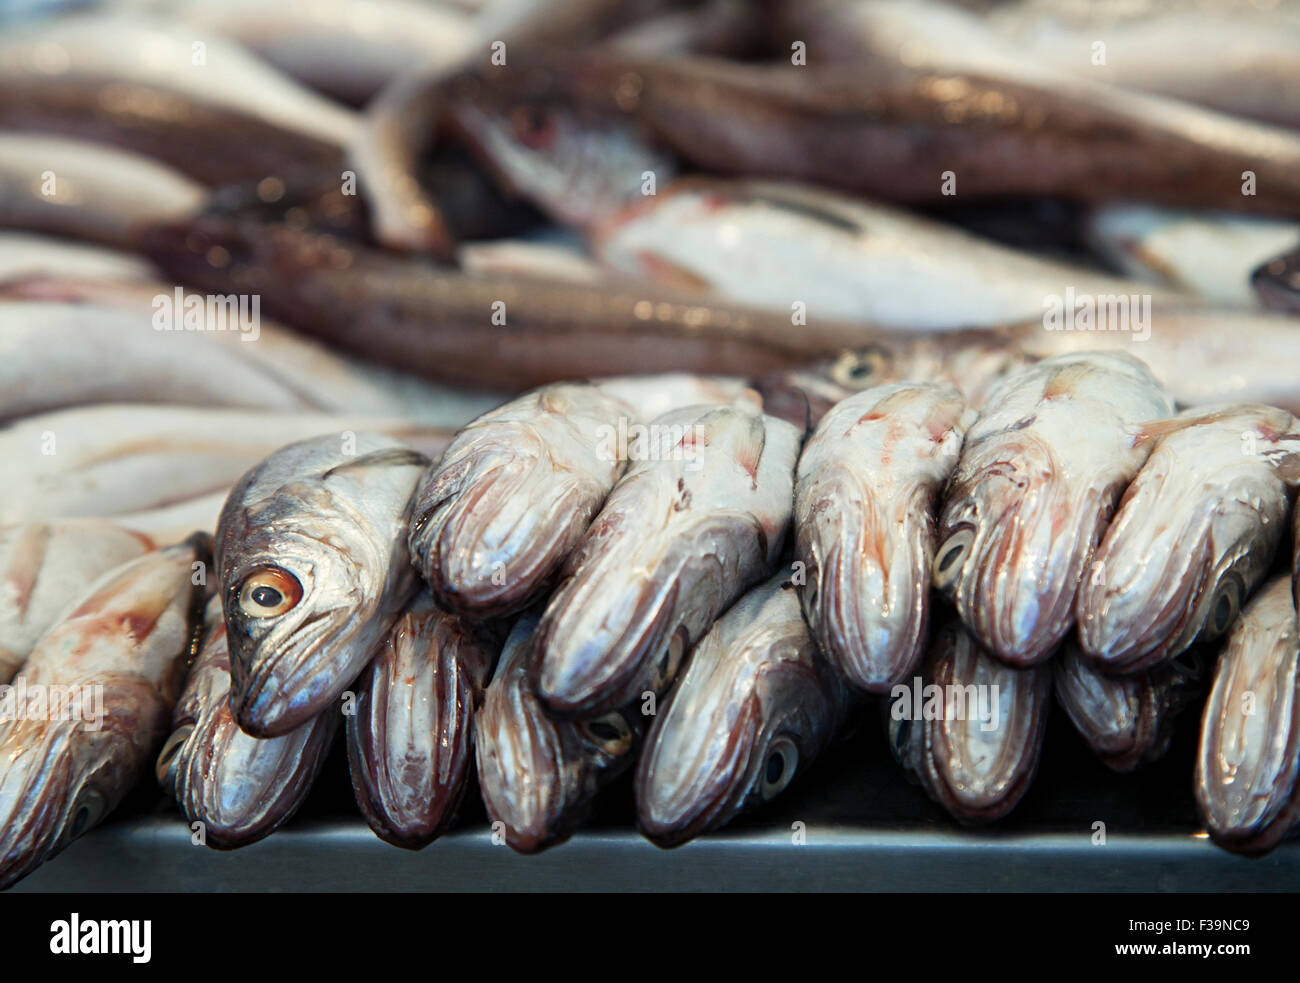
[1054,642,1201,773]
[215,433,429,738]
[795,383,972,693]
[889,612,1051,825]
[0,535,209,890]
[156,600,337,849]
[1195,575,1300,856]
[591,373,761,421]
[1077,405,1300,674]
[475,614,643,854]
[0,520,153,684]
[346,595,498,849]
[636,573,853,847]
[408,383,632,618]
[934,350,1173,666]
[0,231,156,285]
[535,405,802,717]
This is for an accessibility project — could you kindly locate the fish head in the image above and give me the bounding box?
[476,621,641,853]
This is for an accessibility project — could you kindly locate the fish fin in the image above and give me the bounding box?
[322,447,430,479]
[1268,452,1300,487]
[1131,411,1233,446]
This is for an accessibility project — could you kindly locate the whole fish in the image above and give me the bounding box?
[0,133,205,246]
[215,433,429,737]
[408,384,633,617]
[1077,405,1300,674]
[140,216,876,390]
[1086,204,1300,309]
[1252,244,1300,316]
[1195,575,1300,856]
[534,405,801,716]
[888,612,1051,824]
[0,520,152,684]
[594,178,1181,330]
[0,405,452,523]
[795,383,971,692]
[0,535,209,890]
[475,613,644,853]
[156,600,338,849]
[346,596,498,849]
[934,351,1173,666]
[1054,642,1201,773]
[636,574,853,847]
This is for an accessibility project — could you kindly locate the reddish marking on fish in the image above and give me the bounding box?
[5,524,51,621]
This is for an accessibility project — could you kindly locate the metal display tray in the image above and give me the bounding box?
[12,707,1299,892]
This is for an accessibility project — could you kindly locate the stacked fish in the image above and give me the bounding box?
[4,0,1300,889]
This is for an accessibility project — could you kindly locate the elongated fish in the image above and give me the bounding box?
[636,574,853,846]
[156,600,337,848]
[535,405,801,716]
[1077,405,1300,673]
[408,383,632,618]
[0,405,452,524]
[0,535,209,889]
[215,433,428,737]
[594,178,1181,330]
[475,613,644,853]
[888,612,1051,824]
[934,351,1173,666]
[1195,576,1300,856]
[1054,642,1201,773]
[796,383,971,692]
[0,133,205,246]
[346,596,498,849]
[0,520,152,684]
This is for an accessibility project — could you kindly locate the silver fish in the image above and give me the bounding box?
[0,520,152,684]
[346,596,498,849]
[156,599,337,848]
[215,433,429,737]
[535,404,802,716]
[1054,642,1201,773]
[1077,405,1300,673]
[408,383,632,618]
[636,573,853,847]
[888,612,1051,825]
[934,351,1173,665]
[795,382,972,692]
[1195,575,1300,856]
[0,535,209,889]
[475,614,643,853]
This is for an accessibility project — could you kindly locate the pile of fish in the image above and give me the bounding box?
[4,0,1300,889]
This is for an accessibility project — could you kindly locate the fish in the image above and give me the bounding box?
[140,215,878,390]
[457,237,605,284]
[0,231,157,286]
[534,404,802,716]
[593,178,1182,330]
[107,491,231,547]
[0,404,453,523]
[1085,204,1300,309]
[408,383,632,618]
[475,613,644,853]
[0,534,209,890]
[795,382,972,692]
[606,0,764,58]
[933,350,1173,666]
[1076,405,1300,674]
[0,300,498,422]
[635,573,853,846]
[0,132,205,246]
[1053,642,1201,773]
[888,611,1051,824]
[1252,244,1300,315]
[345,596,499,849]
[591,372,761,422]
[0,520,153,684]
[215,432,429,737]
[1195,575,1300,856]
[156,599,338,849]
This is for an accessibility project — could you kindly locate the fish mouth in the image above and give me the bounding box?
[0,718,78,890]
[935,434,1101,666]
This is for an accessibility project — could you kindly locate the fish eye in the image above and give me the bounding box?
[830,348,887,389]
[237,567,303,618]
[1206,580,1241,639]
[933,530,974,589]
[888,714,912,762]
[510,105,557,149]
[760,737,798,801]
[68,790,105,840]
[579,713,633,755]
